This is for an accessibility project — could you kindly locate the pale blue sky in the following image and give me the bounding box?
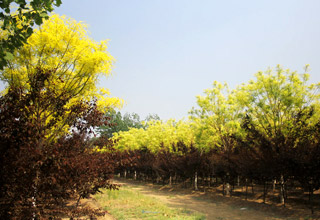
[4,0,320,120]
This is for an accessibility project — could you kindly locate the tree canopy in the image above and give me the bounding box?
[0,14,123,139]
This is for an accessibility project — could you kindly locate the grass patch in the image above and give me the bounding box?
[94,185,206,220]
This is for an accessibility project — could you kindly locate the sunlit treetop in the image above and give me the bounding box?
[235,65,320,138]
[0,14,122,140]
[0,14,123,111]
[111,119,195,154]
[189,81,243,151]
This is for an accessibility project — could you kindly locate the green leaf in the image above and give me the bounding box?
[4,51,14,61]
[34,14,43,25]
[55,0,62,7]
[40,11,48,18]
[27,27,33,36]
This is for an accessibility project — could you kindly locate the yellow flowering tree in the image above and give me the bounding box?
[236,65,320,140]
[112,119,195,154]
[0,14,122,140]
[189,81,243,152]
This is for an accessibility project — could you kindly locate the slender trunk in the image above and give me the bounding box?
[237,175,240,187]
[279,175,285,206]
[124,170,127,179]
[223,180,225,196]
[245,178,248,200]
[225,173,230,196]
[309,181,314,214]
[76,194,82,208]
[202,173,205,188]
[226,182,231,196]
[263,181,268,204]
[32,186,37,220]
[273,179,276,192]
[251,180,254,194]
[169,174,172,186]
[174,172,177,184]
[194,171,198,191]
[32,170,40,220]
[134,170,137,180]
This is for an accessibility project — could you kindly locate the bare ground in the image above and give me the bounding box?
[94,177,320,220]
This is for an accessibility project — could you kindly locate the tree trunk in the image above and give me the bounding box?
[174,172,177,184]
[245,178,248,200]
[279,175,285,206]
[202,173,205,188]
[272,179,276,192]
[263,181,268,204]
[309,180,314,214]
[225,174,230,196]
[223,180,225,196]
[194,171,199,191]
[134,170,137,180]
[226,182,231,196]
[237,175,240,187]
[32,169,42,220]
[251,180,254,194]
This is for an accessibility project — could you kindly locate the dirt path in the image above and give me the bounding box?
[110,178,312,220]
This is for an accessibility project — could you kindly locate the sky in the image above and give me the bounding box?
[3,0,320,121]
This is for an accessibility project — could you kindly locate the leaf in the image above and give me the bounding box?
[27,27,33,36]
[40,11,48,18]
[34,14,43,25]
[55,0,62,7]
[4,51,14,60]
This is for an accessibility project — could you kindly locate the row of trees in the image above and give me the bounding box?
[2,2,320,217]
[110,67,320,211]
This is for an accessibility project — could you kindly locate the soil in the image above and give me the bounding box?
[81,177,320,220]
[109,177,320,220]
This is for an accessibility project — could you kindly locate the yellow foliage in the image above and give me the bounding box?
[0,14,123,140]
[1,14,123,110]
[112,119,195,154]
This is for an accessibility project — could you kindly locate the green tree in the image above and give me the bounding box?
[145,113,161,122]
[0,0,62,69]
[99,110,144,138]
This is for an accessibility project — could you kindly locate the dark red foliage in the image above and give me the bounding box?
[0,67,118,219]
